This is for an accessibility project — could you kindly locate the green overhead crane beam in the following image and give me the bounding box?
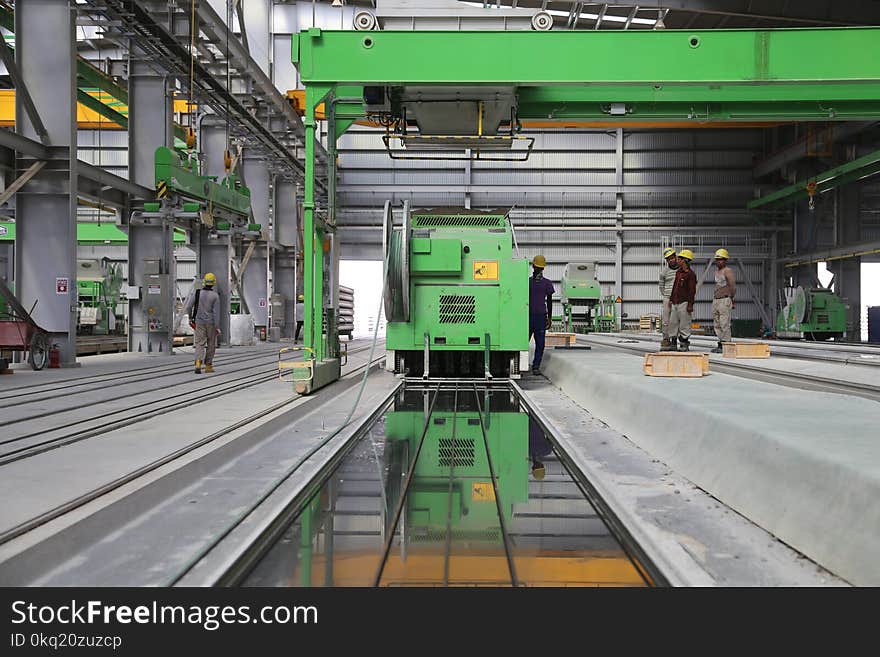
[748,148,880,209]
[295,28,880,122]
[154,147,252,218]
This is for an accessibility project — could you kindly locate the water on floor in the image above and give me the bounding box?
[243,384,649,587]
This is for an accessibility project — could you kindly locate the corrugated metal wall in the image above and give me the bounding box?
[336,126,774,326]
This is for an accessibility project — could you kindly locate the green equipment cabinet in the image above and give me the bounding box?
[560,262,602,333]
[76,259,123,335]
[776,286,848,340]
[384,204,529,379]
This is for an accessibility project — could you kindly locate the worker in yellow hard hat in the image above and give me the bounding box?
[711,248,736,353]
[529,255,555,375]
[668,250,697,351]
[294,293,305,342]
[659,248,679,350]
[185,272,221,374]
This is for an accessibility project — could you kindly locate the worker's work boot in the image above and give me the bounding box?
[660,337,671,351]
[678,339,690,352]
[669,337,678,352]
[205,364,215,373]
[531,366,540,375]
[710,341,723,354]
[194,359,202,374]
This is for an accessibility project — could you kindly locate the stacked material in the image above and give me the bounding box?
[339,285,354,338]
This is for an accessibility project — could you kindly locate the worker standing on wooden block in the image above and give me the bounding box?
[668,249,697,352]
[529,254,555,375]
[711,248,736,353]
[659,248,679,351]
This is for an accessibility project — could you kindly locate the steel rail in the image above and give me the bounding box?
[472,384,519,587]
[581,336,880,403]
[0,351,276,408]
[0,345,375,465]
[442,387,459,587]
[0,355,281,428]
[0,355,386,547]
[371,385,441,587]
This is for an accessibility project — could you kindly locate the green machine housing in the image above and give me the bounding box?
[776,286,848,340]
[384,205,529,378]
[559,262,602,333]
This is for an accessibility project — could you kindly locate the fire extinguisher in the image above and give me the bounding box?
[49,344,61,368]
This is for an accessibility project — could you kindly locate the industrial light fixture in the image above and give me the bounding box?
[331,0,344,6]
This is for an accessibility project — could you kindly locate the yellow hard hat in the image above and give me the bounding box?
[678,249,694,261]
[715,248,730,259]
[297,294,304,302]
[663,248,677,259]
[532,255,547,268]
[202,272,217,286]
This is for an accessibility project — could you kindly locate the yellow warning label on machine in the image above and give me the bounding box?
[472,482,496,501]
[473,261,499,280]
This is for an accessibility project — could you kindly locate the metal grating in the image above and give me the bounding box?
[438,438,475,467]
[412,528,500,542]
[412,215,505,228]
[439,294,476,324]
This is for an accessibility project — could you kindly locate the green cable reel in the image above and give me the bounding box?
[383,199,411,323]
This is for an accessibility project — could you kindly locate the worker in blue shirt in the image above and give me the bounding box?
[529,255,554,375]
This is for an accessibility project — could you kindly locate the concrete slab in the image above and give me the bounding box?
[516,379,842,586]
[540,347,880,586]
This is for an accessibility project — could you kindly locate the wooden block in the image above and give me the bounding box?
[545,332,576,347]
[0,369,12,375]
[643,351,709,377]
[722,342,770,359]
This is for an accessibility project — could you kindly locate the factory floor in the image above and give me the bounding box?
[0,335,875,586]
[538,339,880,586]
[0,339,379,570]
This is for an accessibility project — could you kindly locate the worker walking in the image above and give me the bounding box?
[659,248,679,350]
[668,250,697,351]
[185,272,221,374]
[529,255,555,375]
[711,248,736,353]
[294,294,304,342]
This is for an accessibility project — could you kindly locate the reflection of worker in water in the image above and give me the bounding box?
[529,416,552,480]
[529,255,555,375]
[294,294,304,342]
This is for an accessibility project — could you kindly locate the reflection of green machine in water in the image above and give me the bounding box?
[384,390,529,542]
[560,262,602,333]
[76,259,123,335]
[776,286,847,340]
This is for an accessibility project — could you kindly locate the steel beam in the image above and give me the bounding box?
[778,239,880,267]
[296,28,880,90]
[241,154,271,328]
[748,149,880,209]
[753,122,877,178]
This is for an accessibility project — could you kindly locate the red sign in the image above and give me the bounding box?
[55,277,69,295]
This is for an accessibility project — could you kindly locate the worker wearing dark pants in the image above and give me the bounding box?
[529,254,554,375]
[294,294,304,342]
[668,250,697,351]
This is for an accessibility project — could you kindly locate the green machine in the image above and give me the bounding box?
[383,204,529,379]
[560,262,602,333]
[76,259,123,335]
[383,389,528,547]
[776,286,848,340]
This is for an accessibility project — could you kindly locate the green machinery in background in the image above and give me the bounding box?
[76,259,123,335]
[384,204,529,379]
[559,262,602,333]
[776,286,848,340]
